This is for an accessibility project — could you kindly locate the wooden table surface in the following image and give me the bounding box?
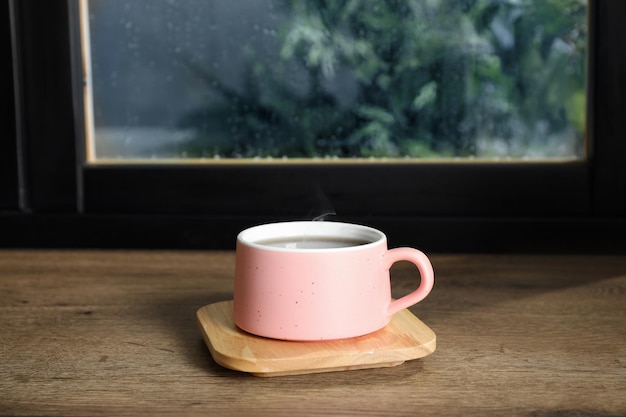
[1,250,625,416]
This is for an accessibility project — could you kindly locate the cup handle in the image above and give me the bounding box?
[383,248,434,316]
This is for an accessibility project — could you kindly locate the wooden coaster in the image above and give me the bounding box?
[197,301,436,377]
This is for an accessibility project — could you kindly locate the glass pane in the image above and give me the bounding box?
[82,0,587,161]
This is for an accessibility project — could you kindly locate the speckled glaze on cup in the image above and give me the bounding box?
[233,221,434,341]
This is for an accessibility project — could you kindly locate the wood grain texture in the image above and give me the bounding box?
[197,301,436,376]
[1,250,625,416]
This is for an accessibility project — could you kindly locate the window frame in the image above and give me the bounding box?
[1,0,18,210]
[3,0,626,252]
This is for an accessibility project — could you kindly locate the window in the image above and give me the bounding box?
[84,0,586,161]
[4,0,626,252]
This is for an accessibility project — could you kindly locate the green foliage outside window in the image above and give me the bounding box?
[177,0,587,159]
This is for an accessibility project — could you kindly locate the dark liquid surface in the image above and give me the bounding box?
[255,236,371,249]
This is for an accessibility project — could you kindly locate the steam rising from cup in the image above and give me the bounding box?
[309,187,336,221]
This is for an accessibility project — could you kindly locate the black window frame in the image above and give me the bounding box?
[3,0,625,252]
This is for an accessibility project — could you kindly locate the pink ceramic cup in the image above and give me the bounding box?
[233,221,434,341]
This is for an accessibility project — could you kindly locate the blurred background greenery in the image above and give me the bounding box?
[175,0,586,159]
